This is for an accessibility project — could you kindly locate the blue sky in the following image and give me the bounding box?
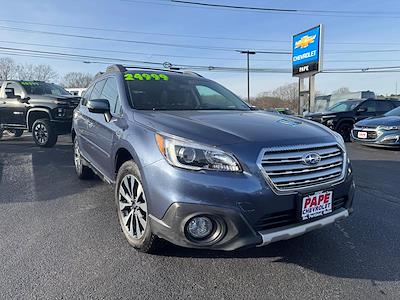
[1,0,400,97]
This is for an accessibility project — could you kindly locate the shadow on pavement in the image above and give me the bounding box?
[0,136,103,203]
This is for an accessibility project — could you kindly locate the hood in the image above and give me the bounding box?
[306,111,342,118]
[27,94,81,106]
[134,110,337,147]
[356,115,400,127]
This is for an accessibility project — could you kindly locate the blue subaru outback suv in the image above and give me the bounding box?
[72,65,355,253]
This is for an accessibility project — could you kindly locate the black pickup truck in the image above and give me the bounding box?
[0,80,80,147]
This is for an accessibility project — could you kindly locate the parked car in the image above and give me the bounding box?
[351,106,400,148]
[314,90,376,112]
[72,64,354,253]
[306,98,400,141]
[0,80,80,147]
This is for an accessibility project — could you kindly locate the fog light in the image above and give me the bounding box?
[186,216,213,239]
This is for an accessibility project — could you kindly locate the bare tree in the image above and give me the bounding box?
[62,72,94,88]
[332,87,350,95]
[16,63,58,81]
[252,83,301,111]
[0,57,18,80]
[16,63,35,80]
[32,64,58,82]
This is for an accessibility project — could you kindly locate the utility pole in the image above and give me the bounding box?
[238,50,256,104]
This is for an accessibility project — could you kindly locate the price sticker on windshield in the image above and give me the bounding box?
[20,81,40,86]
[124,73,169,81]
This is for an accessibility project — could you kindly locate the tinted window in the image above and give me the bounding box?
[359,101,376,112]
[21,82,69,96]
[392,101,400,107]
[90,79,106,100]
[101,77,120,114]
[376,101,394,112]
[328,100,361,112]
[125,73,249,111]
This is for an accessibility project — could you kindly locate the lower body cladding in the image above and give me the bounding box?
[144,160,355,251]
[351,128,400,148]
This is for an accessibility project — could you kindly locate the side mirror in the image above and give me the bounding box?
[87,99,110,114]
[18,96,30,103]
[356,107,367,113]
[87,99,112,122]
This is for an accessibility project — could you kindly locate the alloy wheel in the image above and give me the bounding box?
[34,123,48,144]
[118,174,148,239]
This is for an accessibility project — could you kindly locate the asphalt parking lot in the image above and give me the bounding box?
[0,134,399,299]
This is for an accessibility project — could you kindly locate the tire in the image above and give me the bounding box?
[115,160,161,253]
[0,129,3,140]
[74,138,94,179]
[337,123,352,142]
[13,129,24,137]
[32,119,58,147]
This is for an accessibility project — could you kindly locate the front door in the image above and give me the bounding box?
[0,82,27,127]
[85,77,124,180]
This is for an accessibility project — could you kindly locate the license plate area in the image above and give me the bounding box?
[299,191,333,221]
[357,131,368,139]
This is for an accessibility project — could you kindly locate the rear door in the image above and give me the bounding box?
[355,100,377,122]
[75,84,94,157]
[85,76,124,179]
[0,82,27,126]
[78,79,106,164]
[376,100,397,115]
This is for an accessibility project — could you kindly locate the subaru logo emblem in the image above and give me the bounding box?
[302,153,321,166]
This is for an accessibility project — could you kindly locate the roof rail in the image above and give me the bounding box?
[104,64,203,77]
[106,64,127,73]
[123,65,184,75]
[183,71,203,78]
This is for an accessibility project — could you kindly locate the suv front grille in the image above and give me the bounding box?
[254,197,347,231]
[258,143,345,192]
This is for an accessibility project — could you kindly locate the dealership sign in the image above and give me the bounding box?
[292,25,323,77]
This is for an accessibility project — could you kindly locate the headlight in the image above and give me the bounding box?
[378,125,399,131]
[155,134,242,172]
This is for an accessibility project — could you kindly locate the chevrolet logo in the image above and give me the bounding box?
[295,35,317,49]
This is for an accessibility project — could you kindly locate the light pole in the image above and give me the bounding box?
[238,50,256,104]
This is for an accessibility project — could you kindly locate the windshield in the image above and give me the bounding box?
[327,100,362,112]
[385,106,400,116]
[21,82,70,96]
[125,73,250,111]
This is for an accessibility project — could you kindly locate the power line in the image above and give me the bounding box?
[122,0,400,18]
[2,40,400,66]
[170,0,400,17]
[1,18,400,47]
[0,25,290,54]
[0,18,287,44]
[5,24,400,55]
[4,45,400,74]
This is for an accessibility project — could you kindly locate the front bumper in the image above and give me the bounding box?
[144,158,355,251]
[51,119,73,135]
[351,127,400,147]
